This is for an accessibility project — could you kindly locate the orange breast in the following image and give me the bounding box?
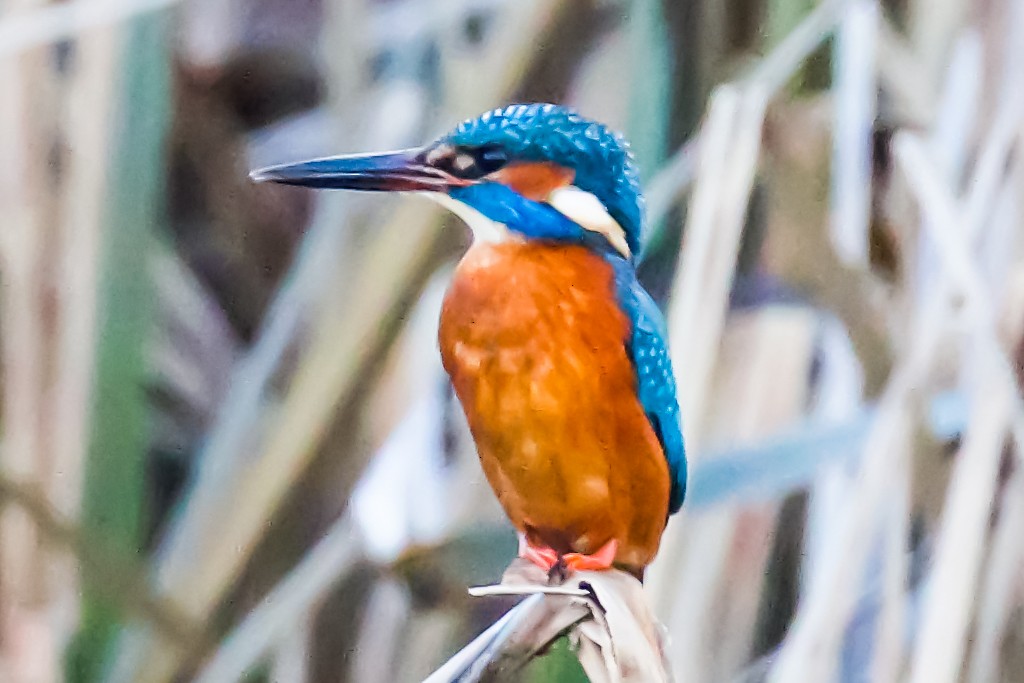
[438,240,670,570]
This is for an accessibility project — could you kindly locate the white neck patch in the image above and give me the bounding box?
[424,192,514,243]
[423,185,632,258]
[547,186,631,258]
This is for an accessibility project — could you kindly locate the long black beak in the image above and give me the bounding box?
[250,148,456,192]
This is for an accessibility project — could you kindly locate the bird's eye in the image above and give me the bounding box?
[474,145,509,174]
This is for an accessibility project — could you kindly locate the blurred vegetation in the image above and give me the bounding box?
[66,13,172,683]
[0,0,1022,682]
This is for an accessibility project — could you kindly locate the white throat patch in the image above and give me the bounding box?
[547,186,631,258]
[424,192,513,243]
[423,186,631,258]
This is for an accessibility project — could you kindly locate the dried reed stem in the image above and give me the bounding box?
[192,517,362,681]
[0,0,180,57]
[830,0,878,266]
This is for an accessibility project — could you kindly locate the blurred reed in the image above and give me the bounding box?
[0,0,1021,682]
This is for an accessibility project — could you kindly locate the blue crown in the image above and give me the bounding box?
[443,104,645,255]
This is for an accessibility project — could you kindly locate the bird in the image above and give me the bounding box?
[252,103,686,580]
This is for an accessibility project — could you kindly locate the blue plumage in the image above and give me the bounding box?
[448,183,589,244]
[444,103,646,256]
[610,256,688,514]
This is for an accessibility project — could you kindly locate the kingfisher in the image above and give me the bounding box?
[252,103,686,579]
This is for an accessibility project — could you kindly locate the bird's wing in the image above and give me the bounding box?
[612,260,688,514]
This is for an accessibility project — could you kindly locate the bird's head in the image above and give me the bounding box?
[252,103,644,259]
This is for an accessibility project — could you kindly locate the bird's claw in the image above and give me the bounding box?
[518,536,619,582]
[562,538,618,572]
[519,541,560,572]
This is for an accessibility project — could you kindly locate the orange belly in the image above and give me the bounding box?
[438,240,670,571]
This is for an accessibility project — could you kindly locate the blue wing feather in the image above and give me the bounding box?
[609,256,687,514]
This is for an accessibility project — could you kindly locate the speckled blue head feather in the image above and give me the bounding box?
[443,103,645,255]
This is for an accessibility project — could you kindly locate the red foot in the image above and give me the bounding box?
[518,535,560,572]
[518,536,619,575]
[563,539,618,572]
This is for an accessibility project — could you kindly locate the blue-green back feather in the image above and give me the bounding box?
[609,256,687,514]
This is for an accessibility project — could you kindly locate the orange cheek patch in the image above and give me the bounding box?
[491,162,575,201]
